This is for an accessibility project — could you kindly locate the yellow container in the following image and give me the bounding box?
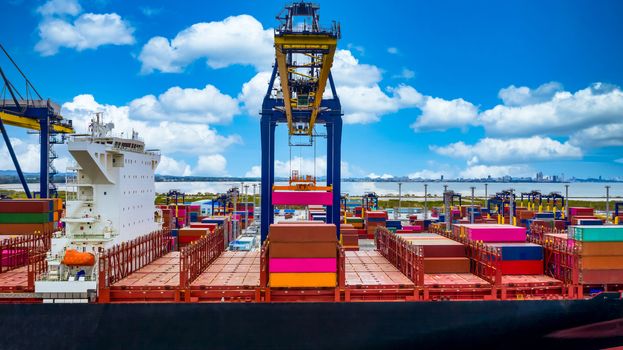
[269,273,336,287]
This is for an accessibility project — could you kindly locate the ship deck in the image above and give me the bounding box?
[0,266,28,292]
[345,251,414,287]
[112,252,180,289]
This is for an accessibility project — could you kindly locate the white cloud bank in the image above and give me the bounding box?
[61,94,240,176]
[35,0,134,56]
[138,15,274,73]
[431,136,583,165]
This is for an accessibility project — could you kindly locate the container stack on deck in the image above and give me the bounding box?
[340,224,359,251]
[0,199,63,235]
[365,211,387,238]
[268,224,337,288]
[454,224,544,275]
[571,226,623,285]
[403,233,469,273]
[308,205,326,222]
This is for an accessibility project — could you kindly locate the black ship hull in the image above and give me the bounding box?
[0,293,621,350]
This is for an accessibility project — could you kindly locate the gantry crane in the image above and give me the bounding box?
[0,44,74,198]
[260,2,342,241]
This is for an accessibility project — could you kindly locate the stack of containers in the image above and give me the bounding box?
[396,225,423,234]
[202,216,232,247]
[385,220,402,233]
[455,224,543,275]
[160,207,174,230]
[365,211,387,238]
[401,233,469,273]
[309,207,327,222]
[569,207,596,225]
[268,224,337,287]
[340,224,359,250]
[0,199,62,235]
[178,226,213,247]
[570,226,623,284]
[188,205,201,223]
[354,206,363,218]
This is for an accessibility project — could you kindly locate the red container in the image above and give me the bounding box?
[500,260,543,275]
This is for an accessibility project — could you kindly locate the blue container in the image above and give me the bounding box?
[385,220,402,229]
[439,214,445,222]
[577,219,602,226]
[487,243,543,261]
[190,212,198,222]
[535,212,555,219]
[171,229,178,237]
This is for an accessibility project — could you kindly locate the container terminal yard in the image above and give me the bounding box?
[1,2,622,349]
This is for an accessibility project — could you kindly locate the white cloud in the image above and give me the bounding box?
[569,123,623,148]
[616,158,623,164]
[37,0,81,16]
[129,84,238,124]
[332,50,382,88]
[498,82,563,106]
[36,11,135,56]
[367,173,393,180]
[245,165,261,178]
[431,136,582,165]
[411,96,479,131]
[459,164,532,179]
[407,169,449,180]
[387,47,398,54]
[393,68,415,80]
[0,138,40,172]
[194,154,228,176]
[158,155,192,176]
[62,94,241,156]
[138,15,273,73]
[238,71,272,116]
[480,82,623,136]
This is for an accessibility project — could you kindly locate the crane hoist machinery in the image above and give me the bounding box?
[260,2,342,241]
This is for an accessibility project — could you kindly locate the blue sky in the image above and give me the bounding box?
[2,0,623,179]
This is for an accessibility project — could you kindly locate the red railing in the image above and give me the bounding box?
[99,229,172,289]
[375,227,423,286]
[180,227,224,287]
[0,233,51,273]
[530,223,578,286]
[469,241,502,285]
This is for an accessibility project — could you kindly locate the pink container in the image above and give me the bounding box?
[272,191,333,206]
[269,258,337,273]
[467,226,527,242]
[401,225,422,231]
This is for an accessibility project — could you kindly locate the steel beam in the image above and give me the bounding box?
[0,117,31,198]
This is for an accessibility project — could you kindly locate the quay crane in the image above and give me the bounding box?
[260,2,342,241]
[0,44,74,198]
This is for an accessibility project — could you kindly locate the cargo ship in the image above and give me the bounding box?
[0,2,622,349]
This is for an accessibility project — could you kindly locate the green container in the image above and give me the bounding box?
[571,226,623,242]
[0,212,53,224]
[346,217,364,223]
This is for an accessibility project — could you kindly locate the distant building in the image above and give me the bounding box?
[536,172,544,182]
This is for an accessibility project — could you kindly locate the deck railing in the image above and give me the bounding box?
[375,227,423,286]
[529,223,578,285]
[180,227,224,288]
[99,229,172,289]
[0,233,51,273]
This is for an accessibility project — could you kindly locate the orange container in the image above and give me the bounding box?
[269,272,336,287]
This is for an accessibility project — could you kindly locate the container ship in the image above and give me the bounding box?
[0,2,622,349]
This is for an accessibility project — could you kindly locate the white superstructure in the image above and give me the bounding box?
[36,114,161,301]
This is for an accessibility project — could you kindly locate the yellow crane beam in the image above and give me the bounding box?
[0,111,74,134]
[274,34,337,136]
